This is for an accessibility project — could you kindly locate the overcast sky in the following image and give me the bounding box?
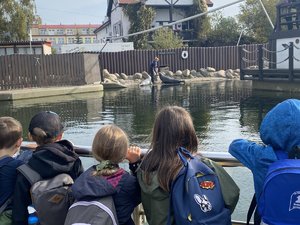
[35,0,242,25]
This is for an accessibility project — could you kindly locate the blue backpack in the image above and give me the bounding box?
[167,147,231,225]
[258,157,300,225]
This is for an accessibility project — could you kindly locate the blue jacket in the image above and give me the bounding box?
[71,166,141,225]
[0,156,23,208]
[229,99,300,202]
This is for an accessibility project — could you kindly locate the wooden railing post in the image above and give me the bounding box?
[288,42,294,81]
[258,45,263,80]
[238,46,244,80]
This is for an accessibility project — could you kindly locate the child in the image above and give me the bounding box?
[0,117,24,225]
[229,99,300,224]
[70,124,141,225]
[12,111,84,225]
[137,106,239,225]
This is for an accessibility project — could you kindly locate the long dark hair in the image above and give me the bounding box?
[141,106,198,191]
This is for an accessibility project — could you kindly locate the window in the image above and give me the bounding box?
[85,37,91,43]
[68,38,74,43]
[58,38,64,44]
[39,29,46,35]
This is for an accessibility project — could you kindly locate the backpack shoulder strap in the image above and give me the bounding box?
[0,198,12,214]
[17,164,42,185]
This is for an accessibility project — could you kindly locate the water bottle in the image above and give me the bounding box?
[28,205,39,225]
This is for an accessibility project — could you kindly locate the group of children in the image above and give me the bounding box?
[0,99,299,225]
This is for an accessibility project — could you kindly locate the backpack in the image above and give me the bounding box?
[17,164,74,225]
[167,147,231,225]
[258,159,300,225]
[64,196,118,225]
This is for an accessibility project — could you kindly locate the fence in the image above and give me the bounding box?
[0,44,266,90]
[99,44,267,75]
[0,53,88,90]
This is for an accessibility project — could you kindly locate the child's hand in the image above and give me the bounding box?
[126,146,141,163]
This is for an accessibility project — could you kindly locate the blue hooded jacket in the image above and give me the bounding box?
[229,99,300,202]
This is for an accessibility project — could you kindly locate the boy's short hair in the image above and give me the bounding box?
[29,111,64,139]
[0,117,22,149]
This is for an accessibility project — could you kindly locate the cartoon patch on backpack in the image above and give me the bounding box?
[289,191,300,211]
[194,194,212,212]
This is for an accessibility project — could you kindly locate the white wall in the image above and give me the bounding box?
[145,0,192,6]
[276,37,300,69]
[59,42,134,53]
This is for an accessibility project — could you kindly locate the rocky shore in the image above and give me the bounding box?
[102,67,241,86]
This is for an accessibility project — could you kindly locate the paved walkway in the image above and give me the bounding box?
[0,84,103,101]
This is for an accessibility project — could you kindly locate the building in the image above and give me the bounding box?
[0,41,52,55]
[31,24,101,50]
[95,0,213,43]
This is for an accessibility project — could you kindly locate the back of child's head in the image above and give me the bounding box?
[0,117,22,150]
[92,124,129,164]
[143,105,198,191]
[151,105,198,154]
[260,99,300,156]
[28,111,64,145]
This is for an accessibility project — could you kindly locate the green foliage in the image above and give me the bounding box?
[0,0,35,41]
[205,13,256,46]
[238,0,278,43]
[123,4,155,49]
[151,27,184,49]
[186,0,211,46]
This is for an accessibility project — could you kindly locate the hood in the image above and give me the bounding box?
[28,140,80,178]
[260,99,300,153]
[71,166,117,201]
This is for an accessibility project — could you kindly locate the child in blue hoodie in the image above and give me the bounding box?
[71,124,141,225]
[229,99,300,224]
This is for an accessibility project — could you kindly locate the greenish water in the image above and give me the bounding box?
[2,80,300,222]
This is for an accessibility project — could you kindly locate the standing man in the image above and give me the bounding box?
[149,56,159,84]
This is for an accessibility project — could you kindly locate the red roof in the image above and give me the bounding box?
[118,0,213,6]
[32,24,101,29]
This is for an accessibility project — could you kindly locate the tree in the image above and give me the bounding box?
[0,0,35,41]
[238,0,278,43]
[205,13,256,46]
[123,4,155,49]
[186,0,211,46]
[151,27,184,49]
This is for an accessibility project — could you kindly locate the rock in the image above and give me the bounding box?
[133,73,142,80]
[199,68,209,77]
[207,67,216,72]
[191,70,198,77]
[141,71,150,79]
[215,70,226,78]
[182,69,190,77]
[120,73,128,80]
[114,73,120,79]
[175,70,183,76]
[103,69,110,78]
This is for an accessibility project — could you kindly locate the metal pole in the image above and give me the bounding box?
[258,0,274,29]
[236,29,244,46]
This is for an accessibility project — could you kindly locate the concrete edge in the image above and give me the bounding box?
[0,84,103,101]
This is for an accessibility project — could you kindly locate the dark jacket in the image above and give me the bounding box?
[0,156,24,209]
[12,140,84,225]
[71,166,141,225]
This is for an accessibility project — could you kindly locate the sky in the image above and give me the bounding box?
[35,0,242,25]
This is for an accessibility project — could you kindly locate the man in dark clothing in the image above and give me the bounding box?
[149,56,159,84]
[12,111,84,225]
